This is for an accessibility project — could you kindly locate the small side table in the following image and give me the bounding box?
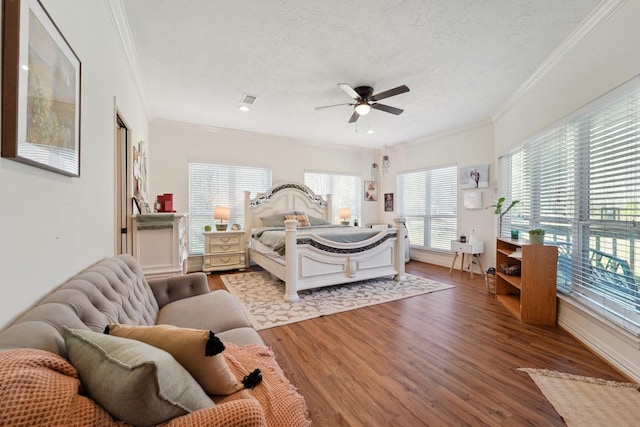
[449,240,485,279]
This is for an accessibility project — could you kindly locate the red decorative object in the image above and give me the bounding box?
[157,193,175,212]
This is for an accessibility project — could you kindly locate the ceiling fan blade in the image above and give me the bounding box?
[371,103,404,115]
[371,85,409,101]
[348,111,360,123]
[338,83,361,100]
[315,103,354,111]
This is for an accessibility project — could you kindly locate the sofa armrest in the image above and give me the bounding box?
[148,273,211,309]
[161,398,266,427]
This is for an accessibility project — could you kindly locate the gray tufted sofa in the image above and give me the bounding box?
[0,254,263,356]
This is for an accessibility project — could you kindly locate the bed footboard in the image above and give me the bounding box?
[283,218,406,301]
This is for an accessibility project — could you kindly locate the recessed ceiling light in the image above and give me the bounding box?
[366,128,375,134]
[238,105,250,112]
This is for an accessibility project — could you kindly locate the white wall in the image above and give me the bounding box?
[0,0,149,327]
[494,0,640,382]
[148,119,377,220]
[384,123,496,271]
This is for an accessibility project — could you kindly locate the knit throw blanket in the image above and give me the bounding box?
[0,346,310,427]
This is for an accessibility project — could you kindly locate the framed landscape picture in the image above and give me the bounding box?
[1,0,82,176]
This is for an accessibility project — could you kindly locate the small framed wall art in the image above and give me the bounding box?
[459,164,489,189]
[464,191,483,209]
[1,0,82,177]
[384,193,394,212]
[364,180,378,201]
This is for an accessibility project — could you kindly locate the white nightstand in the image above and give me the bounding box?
[449,240,484,279]
[202,230,246,272]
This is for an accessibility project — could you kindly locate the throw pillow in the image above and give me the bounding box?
[106,324,241,395]
[284,213,310,227]
[63,327,214,427]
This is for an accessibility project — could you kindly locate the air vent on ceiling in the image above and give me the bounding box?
[240,94,258,105]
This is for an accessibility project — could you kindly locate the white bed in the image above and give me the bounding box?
[243,182,406,301]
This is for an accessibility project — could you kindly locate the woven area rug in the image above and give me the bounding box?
[519,368,640,427]
[221,271,454,330]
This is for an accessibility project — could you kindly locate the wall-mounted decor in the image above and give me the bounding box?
[460,164,489,189]
[364,180,378,201]
[384,193,394,212]
[464,191,483,209]
[1,0,81,176]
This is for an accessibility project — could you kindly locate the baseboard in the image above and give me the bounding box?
[558,295,640,383]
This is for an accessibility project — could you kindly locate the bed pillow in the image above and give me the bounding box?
[105,324,242,395]
[259,213,292,227]
[307,215,331,226]
[285,213,310,227]
[63,327,214,427]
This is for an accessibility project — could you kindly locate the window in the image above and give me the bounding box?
[499,77,640,334]
[397,165,457,251]
[188,163,271,254]
[304,171,361,224]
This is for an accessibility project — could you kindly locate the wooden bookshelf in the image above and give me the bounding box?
[495,238,558,325]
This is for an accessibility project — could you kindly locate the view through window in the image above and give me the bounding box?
[498,77,640,334]
[188,163,271,254]
[304,171,361,224]
[397,165,458,251]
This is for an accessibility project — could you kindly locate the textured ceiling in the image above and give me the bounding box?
[121,0,601,148]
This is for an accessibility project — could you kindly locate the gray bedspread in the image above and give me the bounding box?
[252,225,385,255]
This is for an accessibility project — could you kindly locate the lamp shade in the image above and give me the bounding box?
[214,206,230,222]
[339,208,351,220]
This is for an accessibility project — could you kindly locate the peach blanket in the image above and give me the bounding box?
[0,345,310,427]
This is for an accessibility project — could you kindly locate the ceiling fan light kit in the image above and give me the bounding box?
[316,83,409,124]
[355,101,371,115]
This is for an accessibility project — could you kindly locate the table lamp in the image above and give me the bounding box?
[214,206,230,231]
[339,208,351,226]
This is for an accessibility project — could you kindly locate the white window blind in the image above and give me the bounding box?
[397,165,457,251]
[499,76,640,335]
[304,171,361,224]
[188,163,271,254]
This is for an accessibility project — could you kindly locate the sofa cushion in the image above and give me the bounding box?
[0,254,159,357]
[107,324,242,395]
[63,327,214,426]
[157,290,256,334]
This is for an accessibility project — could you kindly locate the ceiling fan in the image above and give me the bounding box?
[315,83,410,123]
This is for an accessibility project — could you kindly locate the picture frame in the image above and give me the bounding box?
[1,0,82,177]
[364,180,378,201]
[464,191,483,209]
[459,164,489,189]
[384,193,394,212]
[133,197,142,214]
[142,201,152,214]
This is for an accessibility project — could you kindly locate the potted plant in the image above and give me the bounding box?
[528,228,545,245]
[487,197,520,237]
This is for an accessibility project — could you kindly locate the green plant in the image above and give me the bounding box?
[487,197,520,236]
[204,225,212,232]
[528,228,545,235]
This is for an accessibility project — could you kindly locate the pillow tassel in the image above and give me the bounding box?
[205,331,226,356]
[242,368,263,389]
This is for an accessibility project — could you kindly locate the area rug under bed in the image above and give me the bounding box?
[221,271,454,330]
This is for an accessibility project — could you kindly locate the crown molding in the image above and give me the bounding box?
[104,0,151,120]
[492,0,629,122]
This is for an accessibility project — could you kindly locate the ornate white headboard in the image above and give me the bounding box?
[243,182,333,230]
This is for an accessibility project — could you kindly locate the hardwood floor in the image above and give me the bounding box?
[208,261,628,426]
